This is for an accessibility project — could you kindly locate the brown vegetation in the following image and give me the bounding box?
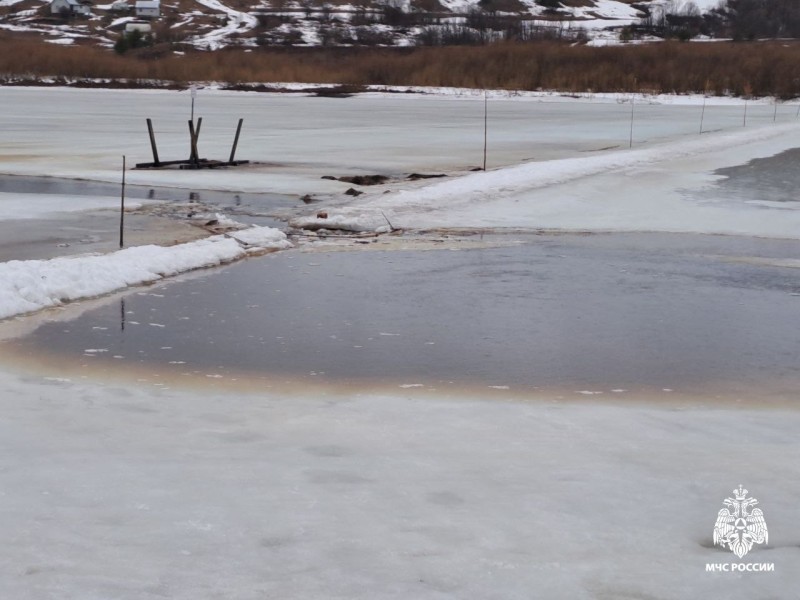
[0,34,798,98]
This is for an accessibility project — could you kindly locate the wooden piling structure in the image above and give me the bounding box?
[188,117,202,165]
[229,118,243,163]
[146,118,160,167]
[119,155,126,249]
[136,116,249,169]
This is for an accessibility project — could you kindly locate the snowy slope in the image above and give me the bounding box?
[0,0,718,49]
[192,0,259,50]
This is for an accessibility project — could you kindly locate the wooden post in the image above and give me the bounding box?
[188,120,196,163]
[195,117,202,163]
[188,117,202,164]
[190,84,196,124]
[119,155,126,249]
[146,118,160,166]
[229,118,244,163]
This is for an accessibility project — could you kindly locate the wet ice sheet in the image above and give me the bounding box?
[0,174,294,260]
[711,147,800,207]
[5,232,799,397]
[0,212,208,262]
[0,174,297,224]
[0,174,295,212]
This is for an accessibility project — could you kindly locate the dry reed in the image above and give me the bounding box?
[1,35,798,98]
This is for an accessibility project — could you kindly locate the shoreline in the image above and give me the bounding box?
[2,346,798,410]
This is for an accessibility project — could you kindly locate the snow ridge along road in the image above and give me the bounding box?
[312,119,800,238]
[367,120,800,216]
[0,226,290,321]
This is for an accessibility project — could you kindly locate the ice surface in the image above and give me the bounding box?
[0,87,792,196]
[0,191,142,220]
[0,366,797,599]
[2,87,796,238]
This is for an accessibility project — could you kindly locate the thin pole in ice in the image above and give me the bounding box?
[699,96,706,134]
[119,155,126,249]
[773,100,778,122]
[190,84,197,125]
[629,94,635,148]
[483,89,488,171]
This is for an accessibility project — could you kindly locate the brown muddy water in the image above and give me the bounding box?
[1,232,798,400]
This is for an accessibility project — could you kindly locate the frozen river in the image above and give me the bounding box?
[2,86,800,258]
[1,87,799,600]
[0,86,795,198]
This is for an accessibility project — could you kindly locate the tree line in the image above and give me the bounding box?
[637,0,800,41]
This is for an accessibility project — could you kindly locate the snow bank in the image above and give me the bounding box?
[289,210,393,233]
[0,226,291,320]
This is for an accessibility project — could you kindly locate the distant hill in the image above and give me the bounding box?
[0,0,727,50]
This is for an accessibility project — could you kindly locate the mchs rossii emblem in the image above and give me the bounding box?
[713,485,768,558]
